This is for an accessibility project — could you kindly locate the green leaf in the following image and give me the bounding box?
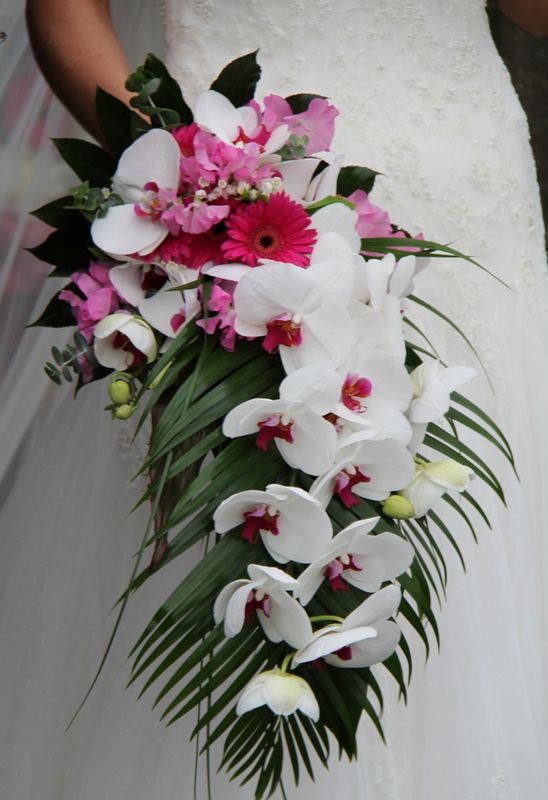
[31,196,80,229]
[337,164,379,196]
[284,92,326,114]
[126,53,193,125]
[52,139,116,186]
[27,227,92,276]
[28,288,76,328]
[96,86,149,158]
[210,51,261,107]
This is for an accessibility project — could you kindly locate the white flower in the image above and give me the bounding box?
[110,262,200,338]
[236,668,319,721]
[311,437,415,507]
[401,459,474,518]
[195,90,289,157]
[213,564,312,649]
[275,156,343,204]
[296,520,413,606]
[293,585,402,668]
[222,366,341,475]
[94,312,157,370]
[214,483,333,564]
[91,129,180,258]
[408,360,476,424]
[231,233,355,373]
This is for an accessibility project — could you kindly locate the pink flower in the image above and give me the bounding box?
[263,95,339,155]
[348,189,392,238]
[162,199,230,235]
[197,282,238,351]
[171,123,200,157]
[59,263,120,342]
[221,193,317,267]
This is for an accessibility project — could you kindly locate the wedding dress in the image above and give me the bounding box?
[1,1,548,798]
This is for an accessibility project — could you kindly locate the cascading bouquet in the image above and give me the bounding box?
[30,53,513,798]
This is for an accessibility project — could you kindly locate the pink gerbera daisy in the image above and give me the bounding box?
[221,193,317,267]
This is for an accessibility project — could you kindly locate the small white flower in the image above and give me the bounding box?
[94,312,157,370]
[236,668,319,721]
[91,129,180,258]
[293,585,402,669]
[213,564,312,649]
[214,483,333,564]
[401,458,474,518]
[409,360,476,424]
[296,521,413,606]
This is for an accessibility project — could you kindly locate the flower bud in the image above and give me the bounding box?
[108,375,133,405]
[148,360,172,390]
[382,494,415,520]
[113,403,134,420]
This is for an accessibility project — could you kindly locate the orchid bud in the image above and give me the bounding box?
[113,403,135,420]
[382,494,415,520]
[237,668,319,721]
[108,373,133,405]
[148,360,173,390]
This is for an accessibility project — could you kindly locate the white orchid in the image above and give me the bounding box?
[232,234,354,372]
[222,366,341,475]
[109,262,200,338]
[213,483,333,564]
[408,360,476,424]
[293,585,402,668]
[236,668,319,721]
[213,564,312,649]
[363,253,419,307]
[401,458,474,518]
[332,349,413,446]
[296,520,413,606]
[276,155,343,204]
[94,311,157,370]
[195,90,289,158]
[311,437,415,508]
[91,129,181,258]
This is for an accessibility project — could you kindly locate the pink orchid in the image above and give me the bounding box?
[197,282,238,351]
[59,263,120,342]
[263,95,339,155]
[348,189,393,238]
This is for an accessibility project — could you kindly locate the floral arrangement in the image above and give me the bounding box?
[30,53,513,798]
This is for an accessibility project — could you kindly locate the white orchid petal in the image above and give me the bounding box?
[277,411,337,475]
[213,490,273,534]
[195,90,241,142]
[266,589,313,649]
[342,584,402,630]
[279,366,341,414]
[112,128,180,197]
[91,204,168,258]
[275,158,320,200]
[224,582,255,637]
[310,204,361,252]
[213,579,250,625]
[110,263,145,305]
[326,620,401,667]
[293,625,377,665]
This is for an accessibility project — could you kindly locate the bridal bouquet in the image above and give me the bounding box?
[30,53,512,797]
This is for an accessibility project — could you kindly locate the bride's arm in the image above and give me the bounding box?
[26,0,134,143]
[499,0,548,35]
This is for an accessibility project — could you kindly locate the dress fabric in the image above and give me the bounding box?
[1,1,548,799]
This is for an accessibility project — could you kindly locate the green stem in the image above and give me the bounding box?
[280,652,297,673]
[309,614,344,624]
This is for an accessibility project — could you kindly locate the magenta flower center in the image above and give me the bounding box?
[111,331,145,367]
[244,590,271,624]
[241,505,280,543]
[334,467,371,507]
[333,645,353,661]
[256,414,294,451]
[341,373,373,413]
[263,314,303,353]
[324,553,363,591]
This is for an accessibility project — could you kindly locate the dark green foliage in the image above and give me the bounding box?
[210,51,261,108]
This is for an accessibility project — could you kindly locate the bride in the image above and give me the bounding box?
[2,0,548,797]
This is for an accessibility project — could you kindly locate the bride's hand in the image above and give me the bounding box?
[26,0,136,145]
[499,0,548,36]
